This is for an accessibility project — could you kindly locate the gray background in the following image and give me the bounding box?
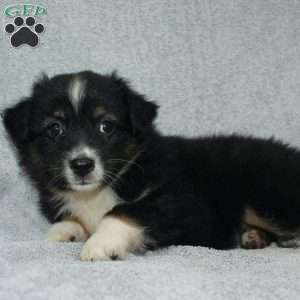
[1,1,300,299]
[1,0,300,140]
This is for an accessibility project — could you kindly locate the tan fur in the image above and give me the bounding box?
[244,207,276,233]
[53,110,65,118]
[108,214,140,228]
[93,106,106,118]
[93,106,117,120]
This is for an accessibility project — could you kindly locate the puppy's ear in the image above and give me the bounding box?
[112,73,158,135]
[126,89,158,135]
[3,98,32,148]
[31,73,49,96]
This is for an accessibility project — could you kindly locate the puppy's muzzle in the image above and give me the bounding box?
[69,157,95,177]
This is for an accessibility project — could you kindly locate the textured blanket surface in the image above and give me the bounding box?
[1,0,300,299]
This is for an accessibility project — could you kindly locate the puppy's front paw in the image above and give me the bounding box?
[80,233,128,261]
[47,221,88,242]
[80,216,144,261]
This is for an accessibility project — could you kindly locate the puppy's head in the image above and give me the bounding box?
[3,71,158,192]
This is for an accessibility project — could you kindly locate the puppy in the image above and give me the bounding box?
[4,71,300,261]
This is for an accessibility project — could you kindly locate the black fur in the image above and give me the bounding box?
[4,70,300,251]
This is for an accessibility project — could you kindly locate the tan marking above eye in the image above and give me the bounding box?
[93,106,117,120]
[93,107,106,118]
[53,110,65,118]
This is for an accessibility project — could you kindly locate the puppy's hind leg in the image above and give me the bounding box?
[240,224,275,249]
[243,207,300,248]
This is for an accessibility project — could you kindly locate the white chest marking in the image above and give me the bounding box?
[57,187,120,235]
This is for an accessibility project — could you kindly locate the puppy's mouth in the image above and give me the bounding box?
[77,178,95,186]
[71,179,103,191]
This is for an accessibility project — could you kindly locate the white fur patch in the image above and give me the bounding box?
[55,186,120,235]
[47,220,88,242]
[80,216,145,261]
[68,77,85,111]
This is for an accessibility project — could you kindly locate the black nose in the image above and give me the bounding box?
[70,157,95,177]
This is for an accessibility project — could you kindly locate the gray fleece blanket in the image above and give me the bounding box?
[1,1,300,299]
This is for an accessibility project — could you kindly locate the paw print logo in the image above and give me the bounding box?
[5,16,44,47]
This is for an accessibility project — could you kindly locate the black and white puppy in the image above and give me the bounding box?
[4,71,300,261]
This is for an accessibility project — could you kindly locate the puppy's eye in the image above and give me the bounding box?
[98,121,115,135]
[46,122,65,139]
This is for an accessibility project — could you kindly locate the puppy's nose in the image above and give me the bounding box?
[70,157,95,177]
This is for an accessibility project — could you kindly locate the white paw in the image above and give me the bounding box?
[47,221,88,242]
[80,233,128,261]
[80,217,144,261]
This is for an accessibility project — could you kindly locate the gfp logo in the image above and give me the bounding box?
[4,4,46,47]
[4,4,46,17]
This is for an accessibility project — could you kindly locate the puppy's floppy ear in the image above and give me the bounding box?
[126,89,158,134]
[112,73,158,134]
[3,74,49,148]
[3,98,32,148]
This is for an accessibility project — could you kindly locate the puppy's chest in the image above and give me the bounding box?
[60,187,120,234]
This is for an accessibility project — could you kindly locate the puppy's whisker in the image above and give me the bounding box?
[104,170,124,188]
[103,175,117,187]
[103,174,114,182]
[105,171,123,182]
[48,167,63,172]
[107,158,144,173]
[45,173,64,189]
